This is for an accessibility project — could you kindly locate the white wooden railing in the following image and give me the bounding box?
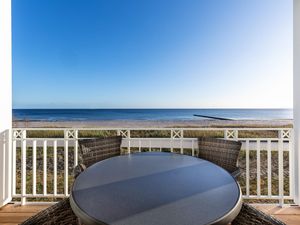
[11,127,293,205]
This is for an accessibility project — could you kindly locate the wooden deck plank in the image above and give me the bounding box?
[272,215,300,225]
[254,205,300,215]
[0,204,51,224]
[0,212,37,223]
[0,204,50,213]
[0,223,20,225]
[0,203,300,224]
[253,205,300,225]
[271,206,300,215]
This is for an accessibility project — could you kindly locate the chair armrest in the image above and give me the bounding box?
[73,163,86,179]
[231,167,241,179]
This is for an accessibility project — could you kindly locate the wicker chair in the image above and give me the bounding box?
[74,136,122,178]
[231,203,286,225]
[198,137,241,178]
[20,198,80,225]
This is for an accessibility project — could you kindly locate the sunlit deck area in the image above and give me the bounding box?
[0,204,300,225]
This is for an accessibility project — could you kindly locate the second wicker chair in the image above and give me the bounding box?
[74,136,122,178]
[198,137,242,178]
[20,198,80,225]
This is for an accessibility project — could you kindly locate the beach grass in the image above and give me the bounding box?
[24,127,289,139]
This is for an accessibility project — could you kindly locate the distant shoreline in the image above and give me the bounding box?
[13,119,293,128]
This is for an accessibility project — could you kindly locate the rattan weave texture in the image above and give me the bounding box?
[198,137,241,174]
[78,136,122,167]
[20,198,80,225]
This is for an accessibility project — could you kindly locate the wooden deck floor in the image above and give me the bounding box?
[0,203,300,225]
[0,204,50,225]
[255,205,300,225]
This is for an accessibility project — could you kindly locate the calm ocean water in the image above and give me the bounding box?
[12,109,293,121]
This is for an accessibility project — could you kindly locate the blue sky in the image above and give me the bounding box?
[12,0,293,109]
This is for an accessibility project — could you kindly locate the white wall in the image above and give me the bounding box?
[0,0,12,207]
[294,0,300,205]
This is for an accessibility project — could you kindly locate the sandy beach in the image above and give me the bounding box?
[13,119,293,128]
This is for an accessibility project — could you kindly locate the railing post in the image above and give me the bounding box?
[294,0,300,206]
[224,129,228,139]
[21,130,27,205]
[32,140,37,196]
[278,131,284,206]
[224,129,238,140]
[64,130,69,196]
[127,130,131,154]
[43,140,47,196]
[289,130,295,202]
[171,129,183,154]
[256,140,261,198]
[224,129,240,174]
[53,140,57,196]
[180,129,183,154]
[12,131,16,197]
[118,130,130,154]
[74,129,78,166]
[170,129,174,152]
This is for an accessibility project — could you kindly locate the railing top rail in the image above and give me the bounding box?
[12,127,293,131]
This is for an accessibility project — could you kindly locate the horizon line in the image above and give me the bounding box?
[12,107,293,110]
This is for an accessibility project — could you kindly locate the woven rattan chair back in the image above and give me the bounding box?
[20,198,79,225]
[78,136,122,168]
[198,137,241,173]
[231,203,286,225]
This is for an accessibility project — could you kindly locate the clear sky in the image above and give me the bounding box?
[12,0,293,109]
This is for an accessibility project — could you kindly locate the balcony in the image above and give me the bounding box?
[0,127,299,224]
[2,1,300,224]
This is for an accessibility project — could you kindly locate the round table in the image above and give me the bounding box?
[70,152,242,225]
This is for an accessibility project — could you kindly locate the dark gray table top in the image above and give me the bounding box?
[70,152,242,225]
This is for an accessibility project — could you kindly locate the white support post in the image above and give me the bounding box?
[0,0,12,208]
[294,0,300,205]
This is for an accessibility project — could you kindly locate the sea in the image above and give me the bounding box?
[12,109,293,121]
